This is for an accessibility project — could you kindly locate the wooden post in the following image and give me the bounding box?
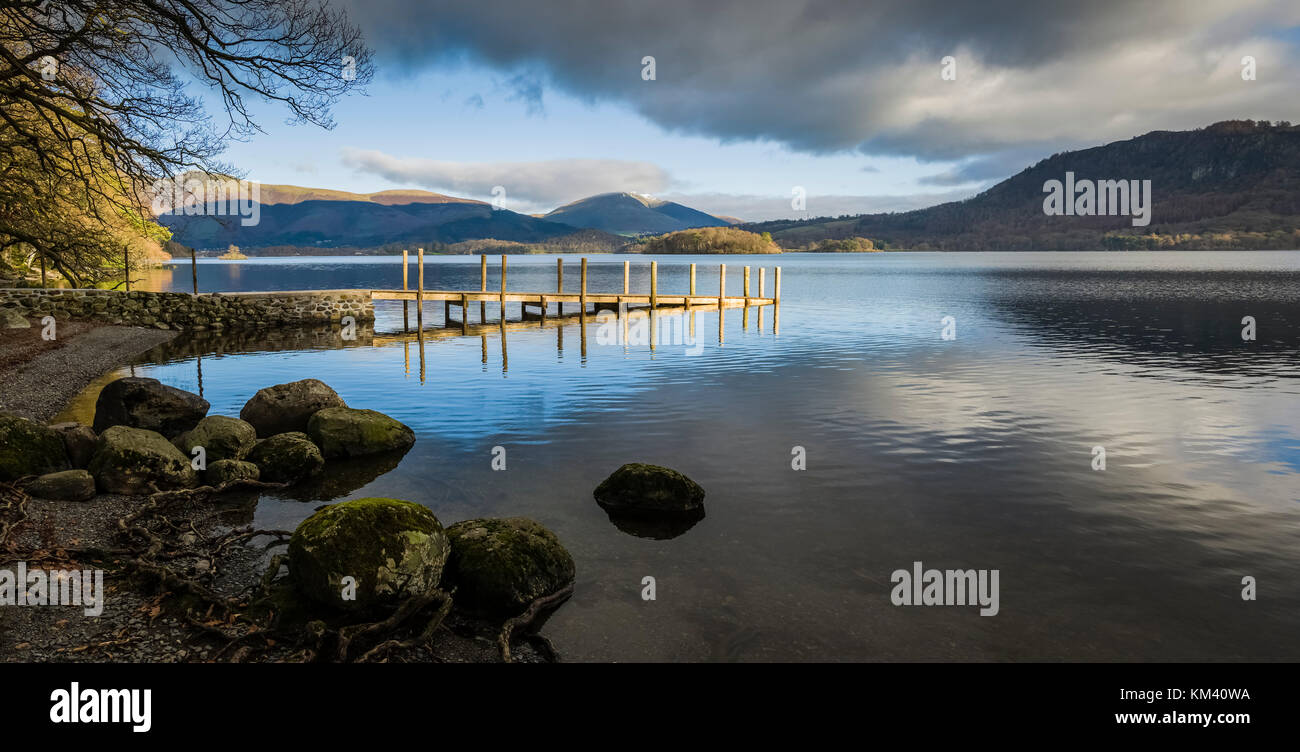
[650,261,658,308]
[416,248,424,329]
[556,258,563,315]
[539,295,547,325]
[743,266,751,303]
[580,257,588,313]
[402,250,409,331]
[689,263,696,295]
[623,260,630,294]
[759,268,766,299]
[500,255,507,321]
[774,266,782,303]
[718,264,725,308]
[460,293,469,334]
[191,247,198,294]
[479,254,487,324]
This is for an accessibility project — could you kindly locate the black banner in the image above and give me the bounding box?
[3,662,1284,739]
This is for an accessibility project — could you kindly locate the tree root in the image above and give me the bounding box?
[498,583,574,663]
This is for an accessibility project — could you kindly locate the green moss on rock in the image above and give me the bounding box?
[306,407,416,459]
[444,517,576,616]
[288,497,450,612]
[0,413,69,481]
[26,469,95,501]
[87,425,198,494]
[246,432,324,484]
[205,459,260,485]
[172,415,257,463]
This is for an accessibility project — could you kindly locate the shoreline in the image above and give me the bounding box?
[0,321,178,422]
[0,322,553,663]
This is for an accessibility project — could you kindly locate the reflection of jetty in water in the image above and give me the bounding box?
[388,299,780,381]
[376,255,782,381]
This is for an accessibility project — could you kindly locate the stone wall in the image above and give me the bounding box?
[0,288,373,331]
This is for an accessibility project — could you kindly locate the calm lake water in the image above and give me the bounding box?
[62,251,1300,660]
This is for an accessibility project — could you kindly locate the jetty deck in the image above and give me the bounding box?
[369,254,781,327]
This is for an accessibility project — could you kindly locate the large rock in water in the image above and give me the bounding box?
[0,413,70,481]
[306,407,415,459]
[172,416,257,463]
[246,432,324,484]
[26,470,96,501]
[92,377,209,437]
[88,425,198,494]
[444,518,576,616]
[593,463,706,515]
[240,379,346,438]
[49,423,98,468]
[289,497,450,612]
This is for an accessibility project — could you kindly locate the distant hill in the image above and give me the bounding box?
[627,226,781,254]
[544,192,731,235]
[746,121,1300,251]
[158,183,731,252]
[158,182,619,251]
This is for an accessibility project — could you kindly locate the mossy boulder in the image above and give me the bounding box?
[205,459,260,486]
[444,517,576,616]
[92,377,209,437]
[306,407,416,459]
[49,422,97,468]
[593,463,706,515]
[288,497,450,612]
[0,413,70,481]
[172,416,257,463]
[240,379,346,438]
[25,470,96,501]
[88,425,199,494]
[246,432,324,484]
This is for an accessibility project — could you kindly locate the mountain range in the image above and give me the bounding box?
[159,186,734,252]
[161,121,1300,254]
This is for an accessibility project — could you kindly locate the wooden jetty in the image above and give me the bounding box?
[371,254,781,329]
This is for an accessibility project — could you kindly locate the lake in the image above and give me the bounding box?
[61,251,1300,660]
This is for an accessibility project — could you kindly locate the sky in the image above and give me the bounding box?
[206,0,1300,221]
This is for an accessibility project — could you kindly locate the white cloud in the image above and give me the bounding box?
[340,148,671,208]
[659,190,976,223]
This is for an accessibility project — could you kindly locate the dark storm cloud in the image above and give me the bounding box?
[336,0,1300,163]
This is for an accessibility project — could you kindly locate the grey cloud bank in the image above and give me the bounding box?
[338,0,1300,166]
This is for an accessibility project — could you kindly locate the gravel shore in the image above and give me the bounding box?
[0,321,177,421]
